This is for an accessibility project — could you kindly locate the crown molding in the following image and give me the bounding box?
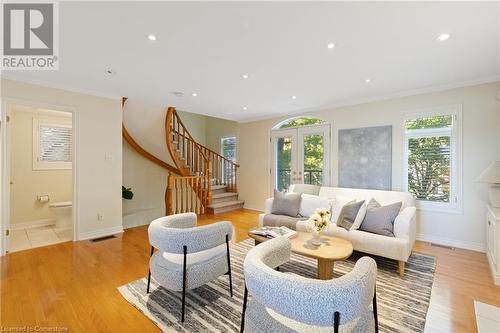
[0,73,122,101]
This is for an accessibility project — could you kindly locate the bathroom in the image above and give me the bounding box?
[8,105,73,252]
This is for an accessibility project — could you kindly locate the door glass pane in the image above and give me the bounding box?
[276,137,292,192]
[303,134,323,186]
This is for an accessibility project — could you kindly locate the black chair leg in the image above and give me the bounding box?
[226,234,233,297]
[181,245,187,323]
[147,246,154,294]
[334,311,340,333]
[240,284,248,333]
[373,286,379,333]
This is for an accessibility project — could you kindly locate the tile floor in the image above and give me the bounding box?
[9,225,73,253]
[474,300,500,333]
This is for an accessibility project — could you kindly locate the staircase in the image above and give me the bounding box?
[210,185,244,214]
[165,107,243,214]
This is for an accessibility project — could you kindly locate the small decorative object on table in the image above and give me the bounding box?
[307,208,330,245]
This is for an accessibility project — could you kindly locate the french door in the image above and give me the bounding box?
[271,124,330,192]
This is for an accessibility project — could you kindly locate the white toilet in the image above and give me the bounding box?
[49,201,73,228]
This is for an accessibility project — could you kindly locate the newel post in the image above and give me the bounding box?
[165,173,174,215]
[207,160,212,206]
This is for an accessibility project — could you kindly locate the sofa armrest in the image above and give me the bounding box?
[393,206,417,244]
[264,197,274,214]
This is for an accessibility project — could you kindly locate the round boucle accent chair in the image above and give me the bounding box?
[147,213,234,322]
[240,237,378,333]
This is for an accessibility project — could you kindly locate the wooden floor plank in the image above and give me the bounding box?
[1,209,499,332]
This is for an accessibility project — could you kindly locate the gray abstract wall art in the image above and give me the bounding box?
[338,125,392,190]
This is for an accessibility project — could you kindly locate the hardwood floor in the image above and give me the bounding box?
[1,209,499,332]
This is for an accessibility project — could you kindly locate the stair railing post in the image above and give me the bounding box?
[166,173,174,215]
[207,160,212,206]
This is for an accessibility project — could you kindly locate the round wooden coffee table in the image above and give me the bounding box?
[248,229,353,280]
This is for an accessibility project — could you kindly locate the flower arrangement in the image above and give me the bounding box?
[307,208,331,233]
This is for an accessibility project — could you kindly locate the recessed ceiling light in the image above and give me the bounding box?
[243,106,248,110]
[365,78,371,83]
[327,43,335,49]
[437,33,450,41]
[147,34,157,41]
[241,74,249,79]
[173,91,184,97]
[191,92,198,97]
[291,95,297,100]
[104,69,115,75]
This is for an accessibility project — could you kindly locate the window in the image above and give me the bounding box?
[33,119,72,170]
[403,106,461,212]
[276,117,325,129]
[221,136,236,162]
[221,136,236,183]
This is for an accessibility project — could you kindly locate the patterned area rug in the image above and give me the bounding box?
[118,239,436,332]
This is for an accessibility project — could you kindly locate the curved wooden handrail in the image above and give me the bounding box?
[122,98,180,175]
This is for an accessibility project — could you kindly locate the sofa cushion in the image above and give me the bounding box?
[330,195,356,223]
[299,194,333,218]
[359,199,402,237]
[290,184,321,195]
[271,189,302,217]
[337,200,365,230]
[262,214,303,230]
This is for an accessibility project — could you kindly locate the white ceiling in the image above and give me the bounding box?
[3,1,499,122]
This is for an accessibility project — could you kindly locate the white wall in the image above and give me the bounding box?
[237,82,500,252]
[9,108,72,225]
[1,79,123,243]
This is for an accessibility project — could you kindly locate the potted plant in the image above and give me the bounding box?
[122,186,134,200]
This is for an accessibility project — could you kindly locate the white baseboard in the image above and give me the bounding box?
[78,225,124,241]
[486,251,500,285]
[11,218,55,230]
[243,204,264,212]
[417,233,486,253]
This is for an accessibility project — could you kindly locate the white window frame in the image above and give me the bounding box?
[402,104,462,214]
[221,136,237,162]
[33,117,72,170]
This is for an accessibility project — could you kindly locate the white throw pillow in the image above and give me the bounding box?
[300,194,333,218]
[331,195,356,223]
[350,201,367,230]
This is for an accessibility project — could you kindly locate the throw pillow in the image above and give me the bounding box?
[337,200,365,230]
[359,199,402,237]
[271,189,302,217]
[299,194,334,218]
[350,201,367,230]
[330,195,356,223]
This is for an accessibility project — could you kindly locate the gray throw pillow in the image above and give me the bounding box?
[337,200,365,230]
[271,189,302,217]
[359,199,402,237]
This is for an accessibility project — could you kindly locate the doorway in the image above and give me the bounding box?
[3,104,74,253]
[271,118,330,192]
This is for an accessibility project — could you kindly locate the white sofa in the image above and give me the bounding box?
[259,185,417,276]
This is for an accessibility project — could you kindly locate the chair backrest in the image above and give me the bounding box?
[148,213,233,254]
[244,237,377,326]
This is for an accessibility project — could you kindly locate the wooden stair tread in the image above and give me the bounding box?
[212,192,238,199]
[211,185,228,190]
[207,200,244,209]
